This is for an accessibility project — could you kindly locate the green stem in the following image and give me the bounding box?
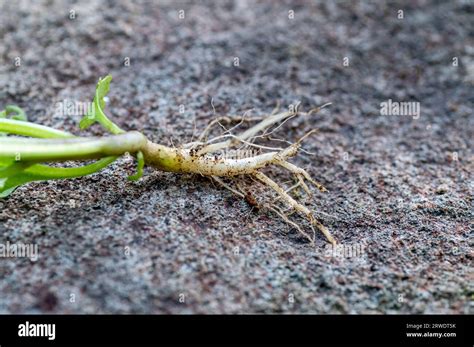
[0,118,74,138]
[0,131,147,162]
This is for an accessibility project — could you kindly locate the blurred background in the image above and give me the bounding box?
[0,0,471,314]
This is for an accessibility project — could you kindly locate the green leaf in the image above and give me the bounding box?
[0,161,33,179]
[78,75,146,182]
[0,157,13,167]
[0,105,28,136]
[79,75,124,135]
[0,105,27,121]
[0,161,33,196]
[128,151,145,181]
[0,157,118,198]
[0,187,17,198]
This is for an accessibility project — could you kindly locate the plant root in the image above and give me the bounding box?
[253,171,336,245]
[142,104,336,244]
[0,75,335,244]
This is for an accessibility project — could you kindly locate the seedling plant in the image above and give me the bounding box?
[0,76,336,245]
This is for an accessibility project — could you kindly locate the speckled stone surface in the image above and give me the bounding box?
[0,0,472,313]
